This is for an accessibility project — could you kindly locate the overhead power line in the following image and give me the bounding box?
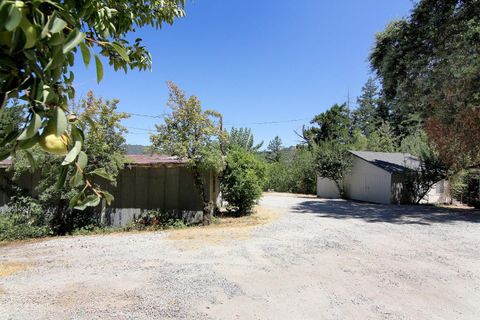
[123,116,312,137]
[223,118,310,126]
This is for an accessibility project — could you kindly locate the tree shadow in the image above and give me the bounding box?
[292,199,480,225]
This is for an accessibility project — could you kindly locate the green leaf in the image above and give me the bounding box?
[17,113,42,141]
[69,168,84,188]
[110,42,130,63]
[0,148,11,161]
[94,54,103,83]
[101,190,114,206]
[54,107,67,136]
[24,150,36,172]
[62,28,85,54]
[11,26,26,51]
[77,151,88,170]
[42,13,67,38]
[89,168,115,182]
[61,126,83,165]
[69,191,84,208]
[18,133,39,150]
[74,194,100,210]
[2,4,22,32]
[56,165,68,190]
[79,41,91,67]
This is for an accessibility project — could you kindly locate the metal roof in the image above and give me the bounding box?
[126,154,188,166]
[0,154,187,168]
[349,150,420,174]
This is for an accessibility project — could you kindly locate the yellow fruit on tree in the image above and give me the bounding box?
[39,132,69,156]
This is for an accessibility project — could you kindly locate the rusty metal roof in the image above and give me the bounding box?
[0,154,187,168]
[126,154,188,166]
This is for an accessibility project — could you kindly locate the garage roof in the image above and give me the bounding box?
[349,151,420,174]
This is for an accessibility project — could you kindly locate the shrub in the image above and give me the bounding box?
[132,210,187,229]
[222,148,266,215]
[0,215,51,241]
[263,148,317,194]
[0,194,52,241]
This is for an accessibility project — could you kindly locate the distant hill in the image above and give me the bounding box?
[125,144,148,155]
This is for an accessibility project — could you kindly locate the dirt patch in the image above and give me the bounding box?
[0,237,51,249]
[0,262,28,277]
[167,206,280,250]
[0,285,5,295]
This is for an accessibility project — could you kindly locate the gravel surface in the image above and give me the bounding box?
[1,193,480,319]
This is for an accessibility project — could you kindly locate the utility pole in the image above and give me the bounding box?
[347,88,351,109]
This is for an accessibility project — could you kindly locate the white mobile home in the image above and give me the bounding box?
[317,151,449,204]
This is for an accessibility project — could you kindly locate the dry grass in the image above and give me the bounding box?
[167,206,281,250]
[0,262,28,277]
[0,237,51,249]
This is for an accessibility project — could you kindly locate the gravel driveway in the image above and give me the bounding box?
[1,193,480,319]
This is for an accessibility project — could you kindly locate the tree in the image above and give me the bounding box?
[304,103,351,145]
[0,100,22,155]
[228,127,263,152]
[350,128,368,151]
[0,0,185,203]
[266,136,282,163]
[150,82,224,225]
[402,149,449,204]
[314,141,351,198]
[289,147,317,194]
[11,92,128,234]
[399,130,429,157]
[367,121,397,152]
[370,0,480,170]
[221,147,266,215]
[352,78,380,136]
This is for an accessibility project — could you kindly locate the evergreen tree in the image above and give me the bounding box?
[352,78,379,136]
[367,121,397,152]
[266,136,283,163]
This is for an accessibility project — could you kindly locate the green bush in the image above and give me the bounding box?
[0,194,52,241]
[0,215,51,241]
[264,148,316,194]
[452,171,480,208]
[222,148,266,215]
[133,210,187,229]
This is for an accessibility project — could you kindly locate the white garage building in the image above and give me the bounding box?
[317,151,449,204]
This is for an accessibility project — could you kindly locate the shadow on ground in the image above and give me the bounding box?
[293,199,480,225]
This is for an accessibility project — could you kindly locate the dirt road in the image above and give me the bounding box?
[1,193,479,319]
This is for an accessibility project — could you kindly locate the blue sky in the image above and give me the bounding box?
[72,0,414,148]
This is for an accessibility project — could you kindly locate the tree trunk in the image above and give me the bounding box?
[192,167,212,225]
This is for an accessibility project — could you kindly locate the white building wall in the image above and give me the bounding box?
[317,157,392,204]
[345,157,392,204]
[421,180,450,204]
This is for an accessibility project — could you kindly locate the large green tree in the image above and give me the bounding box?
[0,0,185,204]
[303,103,351,145]
[352,78,380,136]
[370,0,480,170]
[228,127,263,152]
[150,82,224,225]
